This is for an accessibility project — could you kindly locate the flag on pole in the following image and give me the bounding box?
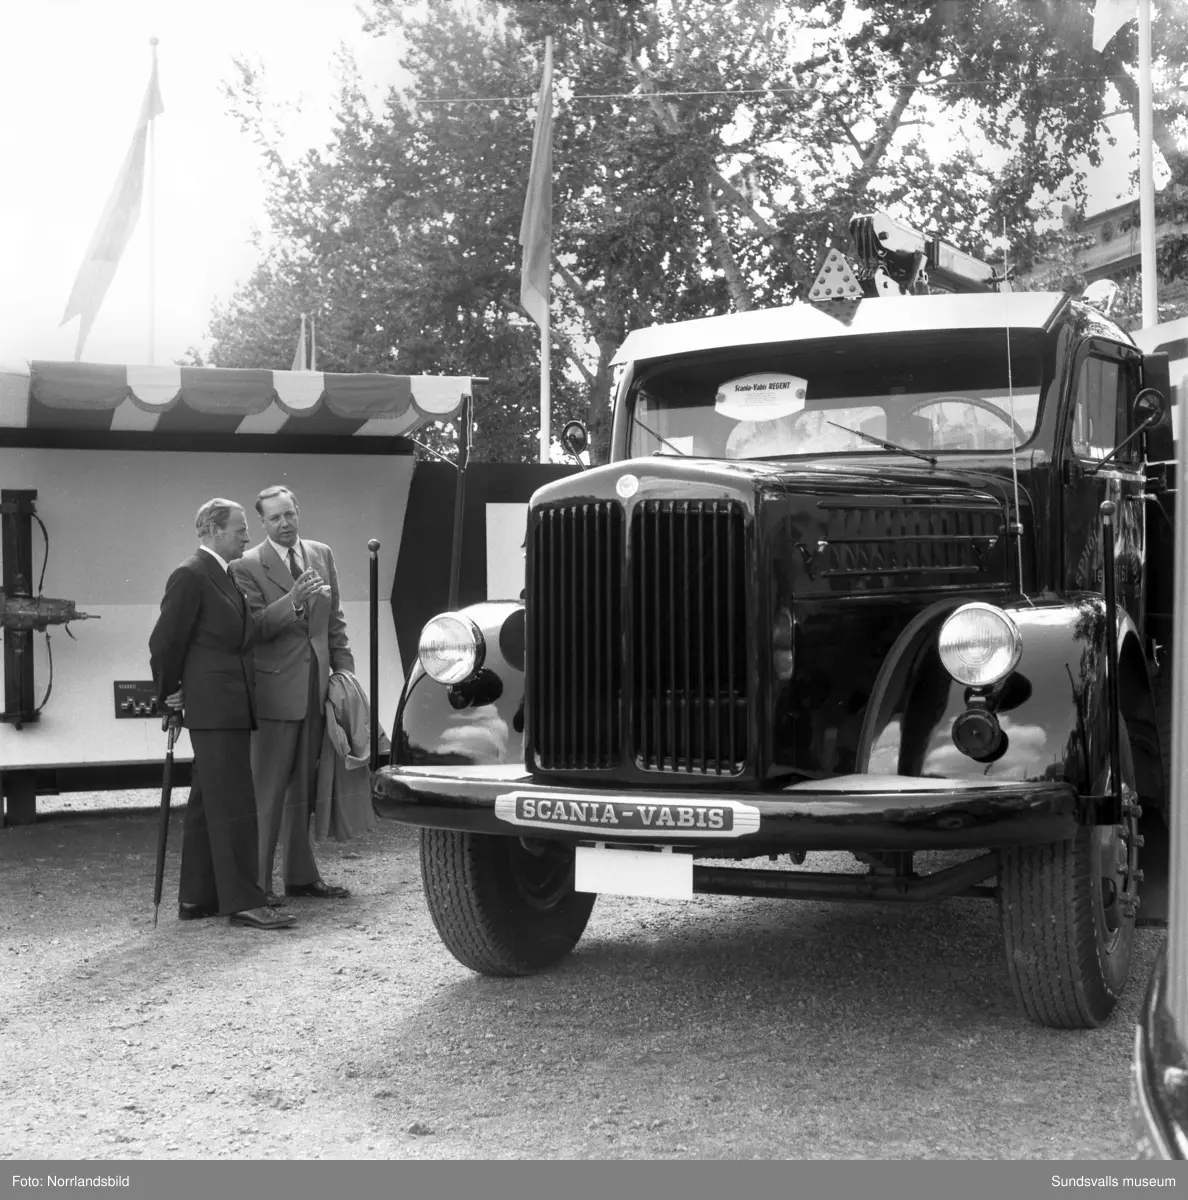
[518,38,553,330]
[60,56,164,361]
[1092,0,1136,52]
[291,313,307,371]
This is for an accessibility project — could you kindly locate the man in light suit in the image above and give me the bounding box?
[149,498,295,930]
[230,486,354,903]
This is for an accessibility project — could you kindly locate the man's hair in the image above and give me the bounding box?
[195,498,244,538]
[255,485,298,517]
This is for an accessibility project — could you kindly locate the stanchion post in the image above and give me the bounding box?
[368,538,380,773]
[447,393,473,611]
[1099,501,1122,823]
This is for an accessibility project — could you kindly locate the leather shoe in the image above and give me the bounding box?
[229,907,296,930]
[285,879,350,899]
[178,901,218,921]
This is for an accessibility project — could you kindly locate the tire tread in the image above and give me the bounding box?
[419,828,593,977]
[999,727,1136,1028]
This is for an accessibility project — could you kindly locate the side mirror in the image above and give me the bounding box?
[1133,387,1168,429]
[561,420,589,469]
[1085,387,1168,475]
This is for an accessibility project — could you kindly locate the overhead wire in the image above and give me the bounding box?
[412,73,1147,106]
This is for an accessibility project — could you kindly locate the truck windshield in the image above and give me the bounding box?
[625,329,1049,460]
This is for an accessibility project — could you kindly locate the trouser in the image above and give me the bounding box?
[178,728,267,915]
[252,659,325,894]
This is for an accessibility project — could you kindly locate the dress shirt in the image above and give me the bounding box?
[269,538,306,613]
[199,545,231,573]
[269,537,304,573]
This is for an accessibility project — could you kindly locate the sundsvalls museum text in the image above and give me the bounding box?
[1051,1177,1177,1189]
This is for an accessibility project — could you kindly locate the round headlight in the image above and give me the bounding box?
[938,603,1022,687]
[418,613,485,685]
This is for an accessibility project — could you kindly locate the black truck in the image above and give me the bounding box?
[373,214,1178,1029]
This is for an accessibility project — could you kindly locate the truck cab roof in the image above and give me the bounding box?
[611,292,1132,367]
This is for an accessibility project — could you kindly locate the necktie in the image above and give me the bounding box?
[287,548,302,581]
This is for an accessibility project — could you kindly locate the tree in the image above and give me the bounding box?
[1004,5,1188,323]
[208,0,1188,462]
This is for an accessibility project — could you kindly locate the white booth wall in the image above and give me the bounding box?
[0,446,413,771]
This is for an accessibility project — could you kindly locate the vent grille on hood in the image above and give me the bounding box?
[807,499,1004,582]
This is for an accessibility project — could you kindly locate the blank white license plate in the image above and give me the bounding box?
[574,845,693,900]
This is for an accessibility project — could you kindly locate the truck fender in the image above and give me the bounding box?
[858,597,1157,800]
[392,600,526,768]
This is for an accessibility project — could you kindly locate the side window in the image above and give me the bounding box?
[1071,354,1136,462]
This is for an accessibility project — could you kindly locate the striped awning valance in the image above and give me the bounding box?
[0,362,471,437]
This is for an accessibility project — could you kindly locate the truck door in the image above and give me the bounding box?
[1062,339,1145,627]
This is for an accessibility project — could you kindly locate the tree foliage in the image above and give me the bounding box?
[205,0,1188,462]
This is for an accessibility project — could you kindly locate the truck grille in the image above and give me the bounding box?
[529,502,624,770]
[632,500,748,775]
[529,498,749,776]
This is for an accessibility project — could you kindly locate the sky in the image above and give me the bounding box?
[0,0,1152,370]
[0,0,405,368]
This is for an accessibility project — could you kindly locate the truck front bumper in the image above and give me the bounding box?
[372,764,1081,851]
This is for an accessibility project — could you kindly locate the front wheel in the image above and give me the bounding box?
[419,829,596,976]
[998,724,1139,1028]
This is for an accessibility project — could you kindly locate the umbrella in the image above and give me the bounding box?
[152,715,181,927]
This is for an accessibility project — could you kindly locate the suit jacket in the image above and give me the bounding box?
[149,550,257,730]
[229,538,355,722]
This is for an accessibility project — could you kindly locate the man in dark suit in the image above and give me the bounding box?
[149,498,296,930]
[230,486,354,903]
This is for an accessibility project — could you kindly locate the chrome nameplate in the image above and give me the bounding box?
[494,792,760,837]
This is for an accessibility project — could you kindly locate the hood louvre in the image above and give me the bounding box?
[796,498,1006,589]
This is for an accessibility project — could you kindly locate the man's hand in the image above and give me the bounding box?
[289,568,326,609]
[162,688,183,732]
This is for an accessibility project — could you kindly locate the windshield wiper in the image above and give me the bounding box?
[826,421,937,467]
[631,416,690,456]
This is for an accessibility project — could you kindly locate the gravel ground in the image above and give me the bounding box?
[0,789,1160,1160]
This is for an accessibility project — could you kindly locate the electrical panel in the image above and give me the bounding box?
[113,681,160,719]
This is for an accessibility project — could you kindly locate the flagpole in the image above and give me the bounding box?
[148,37,159,364]
[538,34,553,466]
[292,313,307,372]
[539,317,550,464]
[1137,0,1157,327]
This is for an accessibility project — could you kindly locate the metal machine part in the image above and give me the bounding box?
[1,490,98,728]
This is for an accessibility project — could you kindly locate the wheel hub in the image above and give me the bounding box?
[510,838,575,911]
[1095,782,1143,937]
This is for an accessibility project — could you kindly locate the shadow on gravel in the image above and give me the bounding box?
[569,893,1017,1022]
[349,879,1161,1159]
[0,808,414,1012]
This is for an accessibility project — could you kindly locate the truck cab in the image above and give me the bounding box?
[373,220,1177,1030]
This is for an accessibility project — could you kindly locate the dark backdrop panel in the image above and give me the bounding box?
[392,463,456,681]
[392,462,577,679]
